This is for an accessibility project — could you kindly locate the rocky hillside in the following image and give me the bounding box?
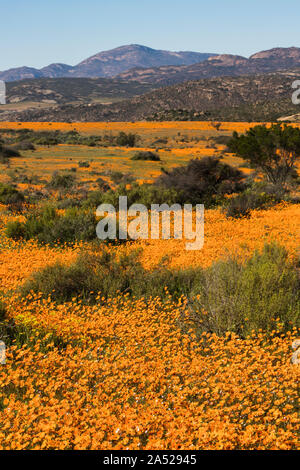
[5,77,154,105]
[116,47,300,86]
[2,71,299,123]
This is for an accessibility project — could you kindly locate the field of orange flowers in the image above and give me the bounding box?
[0,122,299,450]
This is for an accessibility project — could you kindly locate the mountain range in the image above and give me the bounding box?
[1,45,300,123]
[1,45,300,86]
[116,47,300,86]
[0,45,217,82]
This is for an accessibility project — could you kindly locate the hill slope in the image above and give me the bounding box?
[116,47,300,85]
[2,71,299,122]
[5,77,154,106]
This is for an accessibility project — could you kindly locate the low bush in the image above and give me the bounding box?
[48,172,76,190]
[224,184,283,218]
[19,243,299,337]
[12,140,35,151]
[0,143,20,162]
[115,132,136,147]
[3,129,102,147]
[99,183,183,208]
[131,151,161,161]
[211,135,232,145]
[107,171,135,185]
[78,161,90,168]
[96,177,111,192]
[157,157,245,206]
[189,243,300,337]
[5,205,97,245]
[0,183,25,205]
[20,249,202,303]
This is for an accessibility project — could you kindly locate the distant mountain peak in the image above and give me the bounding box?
[250,46,300,60]
[74,44,217,77]
[0,44,217,82]
[1,45,300,83]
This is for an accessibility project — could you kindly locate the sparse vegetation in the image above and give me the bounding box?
[0,121,299,451]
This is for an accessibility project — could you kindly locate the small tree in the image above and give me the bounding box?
[156,157,245,206]
[116,132,136,147]
[228,124,300,186]
[212,122,222,131]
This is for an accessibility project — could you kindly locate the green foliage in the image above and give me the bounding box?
[211,135,232,145]
[1,129,102,147]
[99,183,183,208]
[228,124,300,186]
[20,249,202,303]
[131,151,161,161]
[0,183,24,205]
[189,244,300,337]
[0,300,12,343]
[115,131,136,147]
[5,205,97,245]
[108,171,135,185]
[95,177,111,192]
[157,157,245,206]
[224,183,282,218]
[19,243,300,337]
[108,171,126,185]
[78,160,90,168]
[48,171,76,190]
[81,190,106,209]
[5,220,26,239]
[11,140,35,151]
[0,142,20,162]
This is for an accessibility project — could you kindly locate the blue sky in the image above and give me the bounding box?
[1,0,300,70]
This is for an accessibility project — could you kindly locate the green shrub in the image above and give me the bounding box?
[0,183,24,205]
[5,205,97,245]
[96,178,111,192]
[131,151,161,161]
[0,300,11,343]
[56,198,81,209]
[224,194,252,218]
[211,135,232,145]
[81,190,105,209]
[5,220,26,239]
[156,157,245,206]
[116,132,136,147]
[12,140,35,151]
[224,184,282,218]
[189,244,300,337]
[0,143,20,162]
[78,160,90,168]
[20,249,203,303]
[20,250,142,302]
[99,183,183,208]
[108,171,125,185]
[19,242,300,337]
[108,171,135,185]
[48,172,76,190]
[46,208,96,244]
